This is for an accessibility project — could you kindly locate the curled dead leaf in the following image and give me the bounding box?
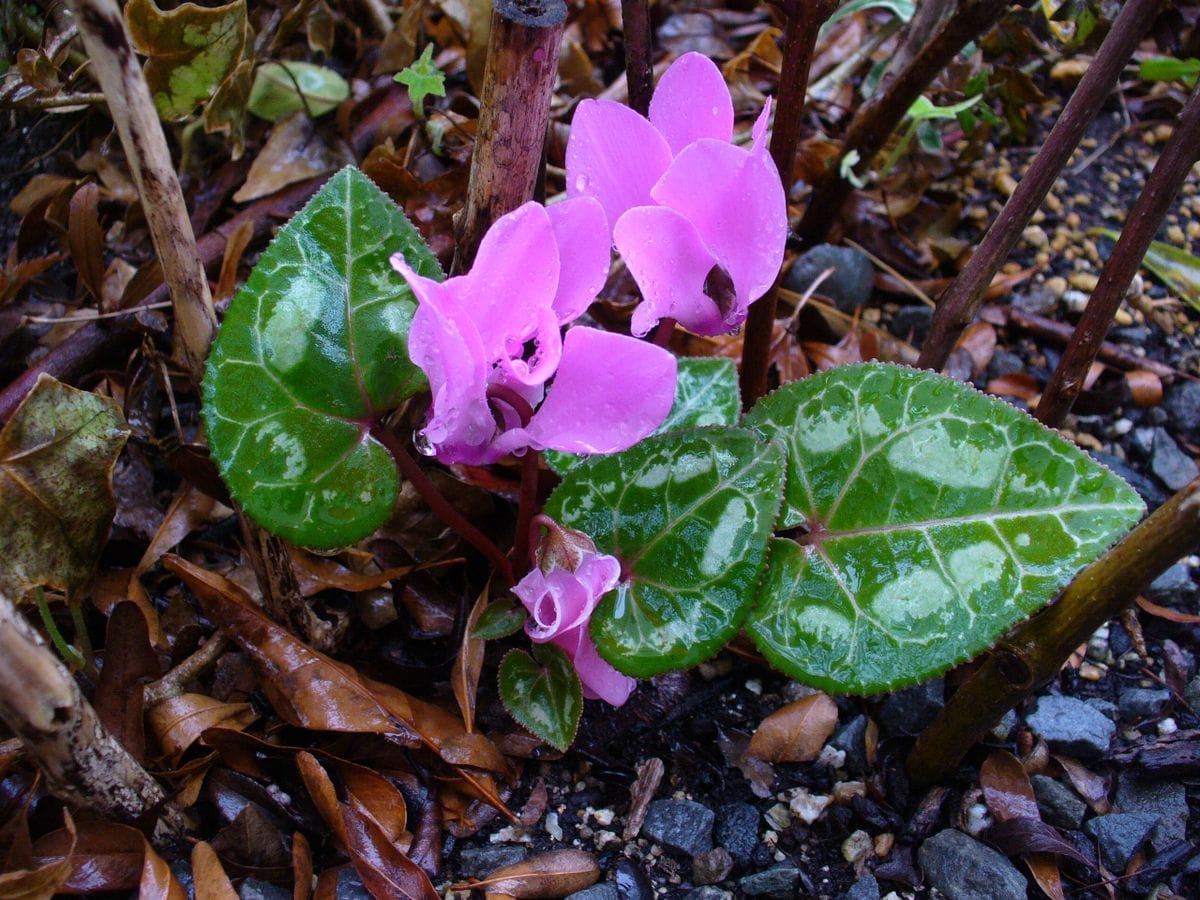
[458,849,600,899]
[748,693,839,763]
[148,693,257,765]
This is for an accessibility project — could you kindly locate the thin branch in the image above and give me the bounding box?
[1036,81,1200,426]
[142,633,229,706]
[621,0,653,116]
[908,477,1200,785]
[917,0,1166,371]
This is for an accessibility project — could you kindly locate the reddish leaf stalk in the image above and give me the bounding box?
[486,385,541,574]
[739,0,838,408]
[622,0,653,116]
[373,426,515,585]
[1035,82,1200,427]
[908,476,1200,785]
[791,0,1009,252]
[917,0,1165,371]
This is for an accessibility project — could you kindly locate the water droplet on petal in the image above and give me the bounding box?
[711,106,719,117]
[412,429,437,457]
[574,174,590,192]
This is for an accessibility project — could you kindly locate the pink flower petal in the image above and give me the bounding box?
[516,569,592,642]
[498,304,562,388]
[650,139,786,326]
[751,98,772,151]
[566,99,673,234]
[507,327,677,454]
[613,207,726,337]
[552,625,636,706]
[546,197,611,324]
[401,280,497,464]
[459,202,560,362]
[649,52,734,154]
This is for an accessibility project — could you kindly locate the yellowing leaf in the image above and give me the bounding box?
[125,0,249,121]
[0,375,129,602]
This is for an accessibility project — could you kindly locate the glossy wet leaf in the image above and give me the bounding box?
[472,597,527,640]
[546,357,741,476]
[465,849,601,898]
[202,166,442,548]
[1090,226,1200,313]
[748,693,839,763]
[125,0,248,121]
[545,427,783,676]
[0,375,129,602]
[247,61,350,121]
[499,645,582,752]
[1138,57,1200,86]
[744,363,1144,694]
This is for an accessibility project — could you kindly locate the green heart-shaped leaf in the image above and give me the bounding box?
[743,362,1145,694]
[472,597,526,640]
[248,61,350,122]
[546,357,742,476]
[545,427,784,677]
[202,166,442,549]
[499,645,582,751]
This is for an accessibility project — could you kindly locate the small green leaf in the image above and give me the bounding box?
[0,375,129,602]
[394,44,446,119]
[202,166,442,549]
[473,597,527,640]
[545,428,784,677]
[125,0,248,121]
[247,61,350,122]
[1139,57,1200,87]
[547,357,741,476]
[743,363,1144,694]
[906,94,983,123]
[499,645,582,751]
[1090,226,1200,314]
[824,0,914,31]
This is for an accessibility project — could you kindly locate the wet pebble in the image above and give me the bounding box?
[1118,687,1172,720]
[919,829,1027,900]
[1025,694,1115,760]
[784,243,875,313]
[1163,380,1200,442]
[737,864,801,897]
[1115,774,1189,852]
[642,799,714,855]
[1031,775,1087,830]
[830,715,870,775]
[458,845,526,876]
[843,873,881,900]
[877,679,944,737]
[1150,429,1199,491]
[1084,813,1158,871]
[714,802,759,867]
[888,305,933,345]
[692,847,733,885]
[566,883,619,900]
[615,859,654,900]
[1145,562,1196,604]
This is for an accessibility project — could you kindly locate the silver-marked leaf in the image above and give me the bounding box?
[743,363,1144,694]
[499,645,582,752]
[546,357,741,476]
[544,427,783,676]
[202,166,442,549]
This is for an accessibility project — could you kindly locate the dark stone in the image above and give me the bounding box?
[1151,429,1199,491]
[642,799,715,856]
[1012,286,1059,316]
[615,859,655,900]
[237,880,291,900]
[566,884,620,900]
[877,679,944,737]
[1115,774,1188,853]
[1111,326,1153,344]
[1031,775,1087,830]
[684,889,731,900]
[889,305,933,345]
[1090,452,1167,508]
[1118,687,1172,720]
[737,865,801,897]
[991,709,1018,741]
[692,847,733,885]
[1130,426,1157,461]
[1025,694,1116,759]
[458,845,526,877]
[987,350,1026,380]
[334,868,373,900]
[169,860,195,900]
[1186,675,1200,711]
[1145,563,1196,604]
[830,715,870,775]
[1084,697,1118,721]
[785,243,875,313]
[842,873,881,900]
[1163,379,1200,443]
[1084,813,1158,871]
[715,803,759,866]
[918,829,1027,900]
[1108,620,1133,657]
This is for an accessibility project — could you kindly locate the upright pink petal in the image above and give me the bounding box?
[545,197,611,324]
[650,139,786,326]
[552,625,636,706]
[751,98,772,151]
[403,285,497,464]
[614,207,726,337]
[566,100,673,234]
[649,52,735,154]
[498,304,563,388]
[516,569,596,642]
[458,202,560,362]
[506,327,677,455]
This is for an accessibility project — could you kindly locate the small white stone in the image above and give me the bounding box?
[832,781,867,802]
[745,678,763,695]
[595,830,621,849]
[545,812,563,842]
[965,802,993,836]
[764,802,792,831]
[817,745,847,769]
[774,850,787,862]
[1158,717,1179,736]
[789,788,832,825]
[591,808,615,826]
[841,829,873,864]
[490,825,533,844]
[1112,418,1133,436]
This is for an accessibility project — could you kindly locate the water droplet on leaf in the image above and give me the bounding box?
[413,429,437,457]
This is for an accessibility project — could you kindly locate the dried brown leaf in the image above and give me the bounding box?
[32,818,145,892]
[94,601,161,762]
[191,841,238,900]
[232,114,351,204]
[987,372,1041,402]
[465,849,600,899]
[342,804,439,900]
[1025,853,1067,900]
[0,808,73,900]
[148,694,257,765]
[980,749,1040,822]
[955,321,997,377]
[748,693,839,763]
[1135,595,1200,624]
[1125,370,1163,407]
[1052,756,1110,814]
[293,831,314,900]
[214,218,254,303]
[67,182,104,305]
[453,584,489,732]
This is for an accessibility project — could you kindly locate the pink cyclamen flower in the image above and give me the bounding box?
[513,519,635,707]
[566,52,787,338]
[391,199,677,465]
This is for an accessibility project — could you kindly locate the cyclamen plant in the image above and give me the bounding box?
[203,52,1144,752]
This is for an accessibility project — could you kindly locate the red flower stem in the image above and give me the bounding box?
[486,384,536,424]
[652,316,677,347]
[373,426,515,585]
[1035,80,1200,427]
[485,384,542,577]
[916,0,1164,372]
[622,0,653,116]
[738,0,838,408]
